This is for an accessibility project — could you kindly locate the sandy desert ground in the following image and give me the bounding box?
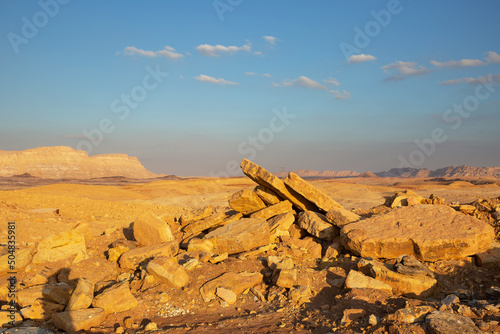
[0,175,499,333]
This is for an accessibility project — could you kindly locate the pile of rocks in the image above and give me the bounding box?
[1,158,499,333]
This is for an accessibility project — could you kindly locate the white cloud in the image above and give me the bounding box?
[196,42,251,57]
[323,77,340,86]
[194,74,238,85]
[486,51,500,64]
[440,73,500,85]
[348,54,376,64]
[123,46,184,60]
[246,72,271,78]
[330,90,351,99]
[432,51,500,68]
[274,76,329,90]
[262,35,276,45]
[253,51,264,56]
[431,58,486,68]
[382,61,430,81]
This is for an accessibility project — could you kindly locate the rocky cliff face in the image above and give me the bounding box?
[0,146,161,179]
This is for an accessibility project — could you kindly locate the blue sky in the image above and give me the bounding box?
[1,1,499,176]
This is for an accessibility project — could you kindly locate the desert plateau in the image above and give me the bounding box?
[0,148,499,334]
[2,2,500,333]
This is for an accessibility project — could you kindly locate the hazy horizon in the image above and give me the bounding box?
[2,1,499,176]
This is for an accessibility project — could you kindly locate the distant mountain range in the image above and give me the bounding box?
[281,165,500,179]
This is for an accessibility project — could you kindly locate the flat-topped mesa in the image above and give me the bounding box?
[0,146,161,179]
[240,159,317,211]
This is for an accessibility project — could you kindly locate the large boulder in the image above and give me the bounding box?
[92,281,138,314]
[52,308,106,333]
[32,230,87,264]
[228,189,267,215]
[341,205,495,261]
[133,212,175,246]
[358,258,437,298]
[183,211,228,235]
[119,241,179,270]
[298,211,339,241]
[240,159,316,211]
[284,172,342,212]
[204,218,271,255]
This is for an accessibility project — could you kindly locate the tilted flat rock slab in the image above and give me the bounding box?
[204,218,271,255]
[250,200,293,220]
[240,159,316,211]
[341,205,495,261]
[284,172,343,212]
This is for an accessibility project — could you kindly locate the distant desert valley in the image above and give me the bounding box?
[1,146,499,334]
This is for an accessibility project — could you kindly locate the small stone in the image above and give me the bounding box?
[368,314,378,326]
[115,326,124,334]
[123,317,134,328]
[340,309,366,327]
[147,256,189,289]
[276,269,297,289]
[144,322,158,331]
[216,287,237,305]
[66,278,94,311]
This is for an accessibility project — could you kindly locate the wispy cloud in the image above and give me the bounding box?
[382,61,430,81]
[122,46,184,60]
[431,51,500,68]
[330,90,351,99]
[440,73,500,85]
[431,58,486,68]
[194,74,238,85]
[245,72,271,78]
[273,76,328,90]
[196,42,251,57]
[323,77,340,86]
[348,54,376,64]
[262,35,277,45]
